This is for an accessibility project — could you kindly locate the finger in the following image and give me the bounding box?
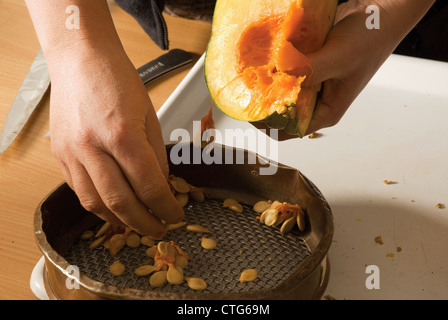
[305,42,347,87]
[110,131,184,224]
[82,150,167,237]
[68,160,124,226]
[304,14,365,87]
[305,79,353,135]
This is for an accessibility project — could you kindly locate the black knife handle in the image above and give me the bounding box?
[137,49,193,86]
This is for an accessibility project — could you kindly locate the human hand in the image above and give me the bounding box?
[253,0,434,139]
[48,49,184,237]
[304,0,435,134]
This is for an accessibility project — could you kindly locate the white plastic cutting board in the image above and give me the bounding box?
[157,53,448,300]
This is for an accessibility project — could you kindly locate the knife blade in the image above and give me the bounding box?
[0,49,50,154]
[0,48,193,153]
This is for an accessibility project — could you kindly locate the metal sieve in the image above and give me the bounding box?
[34,143,333,300]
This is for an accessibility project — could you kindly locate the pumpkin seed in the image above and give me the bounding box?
[167,265,184,285]
[95,221,111,237]
[125,232,141,248]
[280,215,296,234]
[223,198,239,208]
[170,177,191,193]
[149,270,167,287]
[134,265,156,276]
[109,260,125,276]
[296,210,306,231]
[253,200,271,213]
[146,246,158,258]
[154,258,168,271]
[189,190,205,202]
[269,200,281,209]
[223,198,243,212]
[239,268,258,283]
[157,241,176,257]
[103,238,110,249]
[263,208,279,227]
[109,234,126,256]
[186,277,207,290]
[89,235,106,249]
[259,210,267,223]
[80,230,94,240]
[201,236,217,250]
[229,203,243,213]
[186,224,213,234]
[140,236,155,247]
[174,255,188,269]
[166,221,187,231]
[175,193,189,207]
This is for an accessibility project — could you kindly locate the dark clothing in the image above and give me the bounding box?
[114,0,168,50]
[394,0,448,62]
[118,0,448,63]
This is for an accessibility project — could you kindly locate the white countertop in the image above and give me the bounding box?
[158,53,448,300]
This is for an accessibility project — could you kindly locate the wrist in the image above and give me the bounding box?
[25,0,127,69]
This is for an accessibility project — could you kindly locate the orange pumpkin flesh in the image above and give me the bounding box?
[205,0,338,137]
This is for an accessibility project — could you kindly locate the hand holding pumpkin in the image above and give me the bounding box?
[304,0,435,134]
[208,0,435,140]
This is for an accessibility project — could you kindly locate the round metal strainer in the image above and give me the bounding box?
[34,144,333,300]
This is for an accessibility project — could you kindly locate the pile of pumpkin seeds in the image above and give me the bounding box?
[80,175,307,291]
[254,200,306,234]
[81,220,211,290]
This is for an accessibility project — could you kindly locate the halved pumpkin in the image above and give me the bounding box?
[204,0,338,137]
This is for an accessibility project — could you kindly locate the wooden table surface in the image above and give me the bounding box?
[0,0,211,300]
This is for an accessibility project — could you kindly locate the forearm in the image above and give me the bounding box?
[364,0,435,47]
[25,0,126,67]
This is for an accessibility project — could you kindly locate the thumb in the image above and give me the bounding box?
[304,41,345,87]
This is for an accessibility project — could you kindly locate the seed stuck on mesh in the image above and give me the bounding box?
[263,208,279,227]
[103,238,110,249]
[109,234,126,257]
[189,186,205,202]
[169,176,191,193]
[239,268,258,283]
[174,255,188,269]
[280,215,296,234]
[125,231,141,248]
[109,260,125,276]
[201,236,217,250]
[149,270,167,287]
[157,241,177,257]
[167,265,184,285]
[89,235,106,249]
[175,193,189,207]
[258,201,306,234]
[80,230,94,240]
[134,265,156,277]
[185,277,207,290]
[95,221,111,238]
[146,245,158,258]
[223,198,243,213]
[140,236,155,247]
[253,200,272,214]
[186,224,213,234]
[166,221,186,231]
